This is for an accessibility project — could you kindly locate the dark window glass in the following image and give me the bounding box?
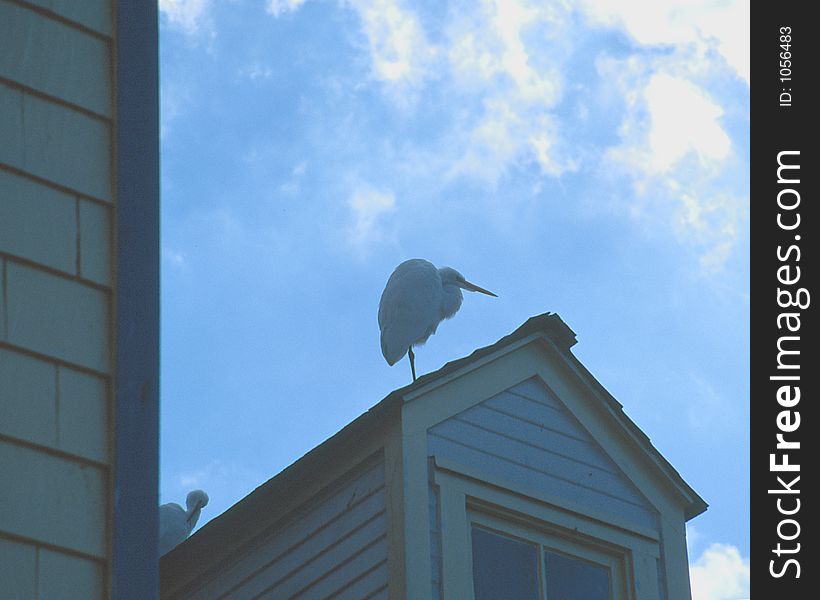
[471,527,540,600]
[543,550,610,600]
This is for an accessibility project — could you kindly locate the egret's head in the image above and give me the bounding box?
[438,267,465,287]
[186,490,209,512]
[185,490,209,530]
[439,267,497,297]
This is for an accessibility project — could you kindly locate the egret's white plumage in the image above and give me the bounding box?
[379,259,496,379]
[159,490,209,555]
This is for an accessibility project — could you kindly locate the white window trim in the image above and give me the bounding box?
[431,456,663,600]
[470,511,627,600]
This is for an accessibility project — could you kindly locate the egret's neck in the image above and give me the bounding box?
[440,284,463,320]
[186,505,202,531]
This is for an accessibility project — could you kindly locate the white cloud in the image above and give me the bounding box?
[690,543,750,600]
[266,0,308,17]
[686,524,705,556]
[191,0,746,192]
[160,79,191,140]
[279,161,308,195]
[348,184,397,247]
[263,0,742,192]
[601,60,743,272]
[159,0,213,35]
[646,75,730,171]
[271,0,570,185]
[441,1,574,184]
[346,0,438,104]
[347,0,575,184]
[608,72,731,175]
[239,63,274,80]
[257,0,746,267]
[697,2,749,85]
[163,248,186,267]
[442,0,559,104]
[679,192,745,275]
[577,0,749,84]
[433,0,745,185]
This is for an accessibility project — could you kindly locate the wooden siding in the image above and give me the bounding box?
[186,457,389,600]
[427,377,658,532]
[0,1,115,598]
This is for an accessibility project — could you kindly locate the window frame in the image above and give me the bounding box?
[430,455,663,600]
[470,512,625,600]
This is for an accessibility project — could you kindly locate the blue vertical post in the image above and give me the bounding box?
[112,2,160,598]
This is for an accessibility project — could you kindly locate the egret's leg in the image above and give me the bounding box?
[408,347,417,381]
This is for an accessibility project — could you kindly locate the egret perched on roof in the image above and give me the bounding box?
[159,490,209,555]
[379,259,497,381]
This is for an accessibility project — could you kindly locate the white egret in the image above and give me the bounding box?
[378,259,497,381]
[159,490,209,555]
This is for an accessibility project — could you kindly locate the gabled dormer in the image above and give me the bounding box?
[161,313,706,600]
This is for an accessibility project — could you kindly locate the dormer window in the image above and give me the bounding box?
[457,499,631,600]
[471,527,540,599]
[542,547,610,599]
[471,526,612,600]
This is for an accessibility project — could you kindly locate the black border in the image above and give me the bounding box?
[751,5,815,595]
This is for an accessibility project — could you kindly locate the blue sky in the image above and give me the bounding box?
[158,1,749,597]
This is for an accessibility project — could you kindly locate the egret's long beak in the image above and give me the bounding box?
[461,280,498,297]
